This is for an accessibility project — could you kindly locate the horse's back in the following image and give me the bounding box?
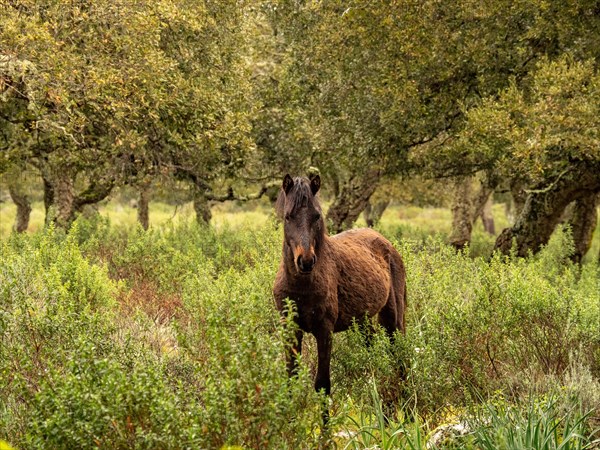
[329,228,405,331]
[330,228,402,265]
[332,227,391,247]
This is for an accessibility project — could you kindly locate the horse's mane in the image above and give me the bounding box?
[275,177,321,219]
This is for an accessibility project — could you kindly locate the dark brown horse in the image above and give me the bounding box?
[273,174,407,412]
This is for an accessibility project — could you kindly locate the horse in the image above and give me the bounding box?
[273,174,407,420]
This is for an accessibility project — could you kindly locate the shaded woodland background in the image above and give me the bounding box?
[2,0,599,261]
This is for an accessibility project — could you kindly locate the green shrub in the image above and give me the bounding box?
[325,229,599,422]
[178,254,322,448]
[396,230,599,416]
[0,225,119,441]
[1,217,598,448]
[28,344,189,449]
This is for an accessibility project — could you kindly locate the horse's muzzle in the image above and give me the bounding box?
[297,254,316,273]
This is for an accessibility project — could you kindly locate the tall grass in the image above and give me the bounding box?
[470,398,599,450]
[342,382,599,449]
[1,213,598,448]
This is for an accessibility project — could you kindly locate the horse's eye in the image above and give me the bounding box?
[284,214,291,222]
[314,213,321,222]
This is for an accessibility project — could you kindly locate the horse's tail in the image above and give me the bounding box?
[389,251,407,334]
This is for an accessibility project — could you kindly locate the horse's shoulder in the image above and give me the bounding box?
[331,227,386,241]
[329,228,390,252]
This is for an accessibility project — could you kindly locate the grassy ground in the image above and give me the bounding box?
[1,197,598,262]
[0,200,272,237]
[1,194,599,449]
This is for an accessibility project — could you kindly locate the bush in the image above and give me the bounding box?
[28,344,188,449]
[400,230,598,414]
[0,224,119,441]
[1,220,323,448]
[1,217,598,448]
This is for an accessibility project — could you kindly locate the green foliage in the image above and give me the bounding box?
[325,227,599,428]
[1,216,598,448]
[0,224,119,440]
[179,268,320,449]
[341,380,429,450]
[28,345,187,449]
[396,230,600,413]
[451,56,600,184]
[470,397,599,450]
[343,384,599,450]
[0,219,322,448]
[0,440,16,450]
[1,0,258,226]
[270,0,600,178]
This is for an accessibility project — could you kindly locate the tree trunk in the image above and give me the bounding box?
[568,192,599,264]
[326,169,381,233]
[43,176,55,225]
[330,172,340,198]
[495,162,600,257]
[510,179,527,217]
[8,178,31,233]
[193,190,212,225]
[449,177,474,249]
[450,175,496,249]
[41,166,113,229]
[479,196,495,235]
[41,169,74,228]
[506,178,527,225]
[137,184,151,230]
[364,199,390,228]
[54,173,75,229]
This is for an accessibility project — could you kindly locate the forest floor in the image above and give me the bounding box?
[1,197,598,263]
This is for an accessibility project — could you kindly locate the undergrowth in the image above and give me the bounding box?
[1,216,598,448]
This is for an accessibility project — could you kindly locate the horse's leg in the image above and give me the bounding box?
[389,253,407,335]
[315,329,332,395]
[379,293,409,380]
[287,329,303,377]
[380,253,407,342]
[378,300,399,342]
[388,254,408,382]
[315,328,333,424]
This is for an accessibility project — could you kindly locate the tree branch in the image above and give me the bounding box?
[524,168,570,195]
[205,181,280,202]
[174,166,279,203]
[73,180,114,212]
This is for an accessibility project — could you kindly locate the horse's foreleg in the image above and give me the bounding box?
[287,329,303,377]
[315,329,333,425]
[315,330,332,396]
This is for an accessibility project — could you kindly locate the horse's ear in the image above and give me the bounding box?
[310,175,321,195]
[282,174,294,195]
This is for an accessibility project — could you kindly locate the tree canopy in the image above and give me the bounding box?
[1,0,599,256]
[1,0,256,225]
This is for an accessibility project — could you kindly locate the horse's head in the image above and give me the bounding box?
[277,174,324,274]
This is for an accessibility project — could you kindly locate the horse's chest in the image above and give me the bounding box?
[296,302,325,333]
[287,291,329,333]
